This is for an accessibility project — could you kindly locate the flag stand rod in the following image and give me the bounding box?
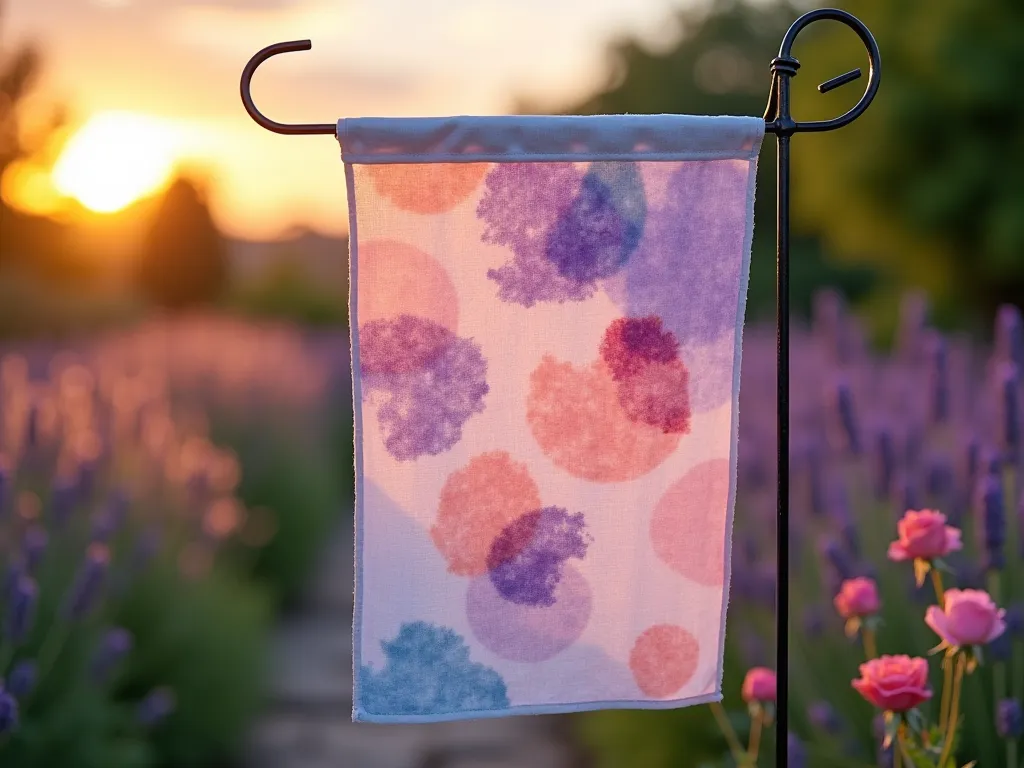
[763,8,880,763]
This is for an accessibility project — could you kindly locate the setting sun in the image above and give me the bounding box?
[53,112,180,214]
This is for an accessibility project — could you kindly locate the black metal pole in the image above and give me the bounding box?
[776,129,791,764]
[764,9,880,765]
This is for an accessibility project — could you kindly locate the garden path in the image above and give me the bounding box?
[244,516,583,768]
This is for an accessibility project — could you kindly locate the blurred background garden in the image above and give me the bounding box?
[2,0,1023,765]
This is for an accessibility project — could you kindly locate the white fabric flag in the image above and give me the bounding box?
[342,114,764,722]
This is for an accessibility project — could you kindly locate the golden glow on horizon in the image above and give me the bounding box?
[53,112,179,213]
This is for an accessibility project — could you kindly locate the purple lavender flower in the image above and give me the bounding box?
[808,700,842,734]
[48,474,78,529]
[1007,603,1024,637]
[996,305,1024,369]
[63,544,111,620]
[989,601,1021,661]
[137,688,175,726]
[821,538,855,582]
[833,379,862,455]
[975,474,1006,571]
[808,448,826,517]
[76,458,98,503]
[873,714,895,768]
[21,526,48,572]
[926,332,950,424]
[6,576,37,644]
[874,429,896,500]
[4,559,24,601]
[963,434,980,491]
[900,477,921,514]
[787,732,807,768]
[91,628,133,684]
[925,456,954,500]
[903,424,924,469]
[827,483,860,558]
[0,689,18,735]
[7,660,37,699]
[997,362,1020,460]
[997,699,1023,739]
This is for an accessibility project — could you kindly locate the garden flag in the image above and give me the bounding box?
[342,114,764,722]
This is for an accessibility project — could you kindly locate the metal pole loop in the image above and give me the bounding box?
[764,8,881,136]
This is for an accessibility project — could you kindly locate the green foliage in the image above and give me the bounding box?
[228,259,347,328]
[114,563,270,768]
[0,271,144,339]
[136,177,229,309]
[792,0,1024,327]
[556,0,879,321]
[212,410,344,605]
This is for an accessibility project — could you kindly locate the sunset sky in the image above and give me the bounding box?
[7,0,689,240]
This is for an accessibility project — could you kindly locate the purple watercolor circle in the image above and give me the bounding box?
[486,507,589,607]
[605,161,750,346]
[360,315,489,461]
[466,565,592,663]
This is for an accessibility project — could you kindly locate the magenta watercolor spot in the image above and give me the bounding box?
[617,359,691,434]
[360,315,453,374]
[600,316,680,381]
[360,315,489,461]
[467,565,592,662]
[486,507,590,607]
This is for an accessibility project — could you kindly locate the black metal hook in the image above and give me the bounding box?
[240,40,337,136]
[763,7,881,136]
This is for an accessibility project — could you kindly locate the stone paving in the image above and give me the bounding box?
[244,518,586,768]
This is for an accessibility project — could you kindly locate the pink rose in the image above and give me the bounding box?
[834,577,881,619]
[741,667,777,704]
[887,509,962,562]
[852,655,932,712]
[925,589,1007,647]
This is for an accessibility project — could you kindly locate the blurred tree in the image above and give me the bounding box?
[0,0,77,282]
[545,0,878,321]
[793,0,1024,331]
[0,0,42,179]
[136,175,229,308]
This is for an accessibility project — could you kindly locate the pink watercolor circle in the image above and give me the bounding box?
[357,239,458,331]
[527,356,681,482]
[431,451,542,577]
[650,458,731,586]
[629,624,700,698]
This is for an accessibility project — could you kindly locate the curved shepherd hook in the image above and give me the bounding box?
[240,40,337,135]
[764,9,880,766]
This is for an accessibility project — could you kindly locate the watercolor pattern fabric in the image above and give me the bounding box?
[343,115,763,722]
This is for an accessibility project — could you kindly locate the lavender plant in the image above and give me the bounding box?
[0,316,335,767]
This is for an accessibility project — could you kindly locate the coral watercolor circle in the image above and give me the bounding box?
[527,356,681,482]
[358,240,458,331]
[650,458,730,586]
[629,624,700,698]
[466,565,592,663]
[366,163,489,214]
[431,452,542,576]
